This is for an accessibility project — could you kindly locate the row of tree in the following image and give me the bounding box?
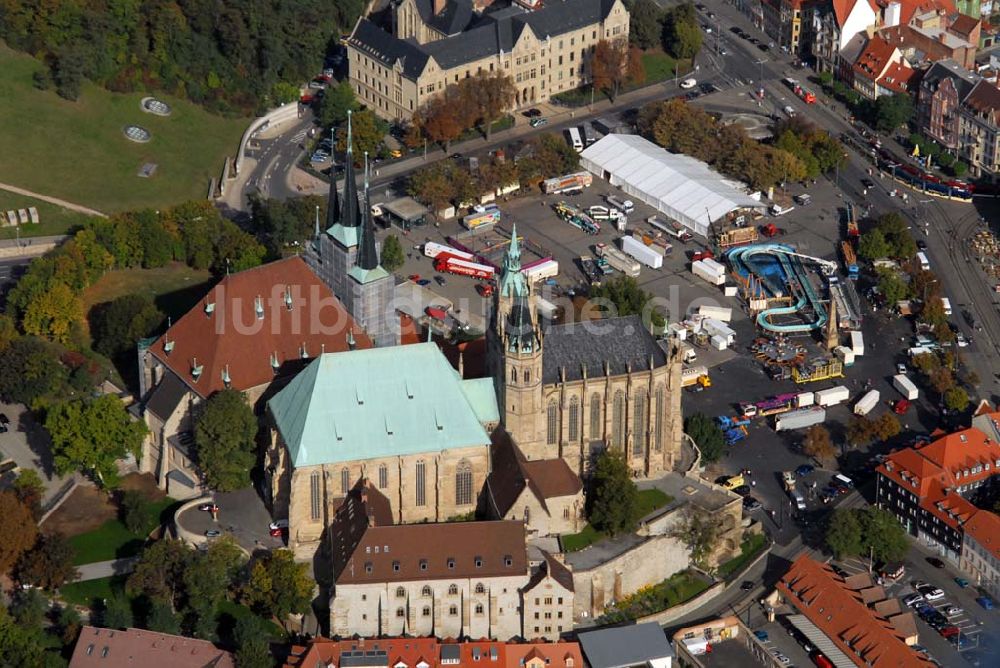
[1,0,364,111]
[629,0,703,60]
[825,507,908,563]
[638,98,846,190]
[406,71,518,151]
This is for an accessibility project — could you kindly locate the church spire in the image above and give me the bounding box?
[325,150,341,231]
[357,152,380,271]
[341,110,362,229]
[498,224,527,298]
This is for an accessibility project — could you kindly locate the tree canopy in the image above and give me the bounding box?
[668,507,719,569]
[15,532,79,591]
[380,235,405,272]
[685,413,725,463]
[89,294,164,361]
[662,3,702,59]
[628,0,664,50]
[241,550,314,624]
[825,507,908,563]
[45,394,148,487]
[589,274,666,328]
[194,390,258,492]
[586,449,641,537]
[0,491,37,576]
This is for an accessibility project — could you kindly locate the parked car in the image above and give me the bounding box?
[742,497,762,511]
[680,78,697,89]
[741,581,755,591]
[269,519,289,530]
[795,464,814,477]
[269,527,287,538]
[939,626,960,639]
[944,605,963,617]
[523,108,543,118]
[903,593,925,607]
[918,586,945,601]
[926,557,946,569]
[529,117,548,127]
[955,577,970,588]
[205,529,221,538]
[753,629,768,640]
[434,275,447,286]
[733,485,752,496]
[976,595,994,610]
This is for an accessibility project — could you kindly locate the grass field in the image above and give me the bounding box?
[69,497,178,564]
[599,570,710,623]
[717,532,768,579]
[561,489,672,552]
[0,191,96,239]
[83,264,214,321]
[60,575,126,607]
[0,43,249,212]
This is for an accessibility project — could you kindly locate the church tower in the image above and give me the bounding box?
[489,226,545,457]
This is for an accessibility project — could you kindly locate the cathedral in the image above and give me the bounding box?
[305,110,398,347]
[487,228,684,477]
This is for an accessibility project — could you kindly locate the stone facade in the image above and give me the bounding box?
[521,554,576,640]
[960,510,1000,600]
[347,0,631,122]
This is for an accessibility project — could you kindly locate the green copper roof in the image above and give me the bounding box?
[348,264,390,284]
[328,224,359,248]
[268,342,496,468]
[460,378,500,424]
[498,223,528,298]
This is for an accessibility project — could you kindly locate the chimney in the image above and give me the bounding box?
[433,0,446,15]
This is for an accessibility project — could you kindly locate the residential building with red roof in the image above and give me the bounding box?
[960,508,1000,599]
[69,626,235,668]
[774,556,933,667]
[852,34,911,98]
[876,425,1000,559]
[137,255,371,498]
[282,638,584,668]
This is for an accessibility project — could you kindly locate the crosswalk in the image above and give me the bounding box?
[290,129,308,144]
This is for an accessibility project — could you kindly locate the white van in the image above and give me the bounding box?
[567,127,584,152]
[940,297,952,316]
[606,195,634,214]
[833,473,854,489]
[791,490,806,511]
[916,251,930,271]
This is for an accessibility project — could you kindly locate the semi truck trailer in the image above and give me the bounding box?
[595,242,641,277]
[775,406,827,431]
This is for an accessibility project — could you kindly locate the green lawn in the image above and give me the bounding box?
[215,600,286,641]
[599,571,711,623]
[60,575,126,607]
[0,191,96,240]
[0,43,249,212]
[83,264,214,322]
[69,497,178,564]
[561,489,673,552]
[717,532,769,579]
[641,51,687,85]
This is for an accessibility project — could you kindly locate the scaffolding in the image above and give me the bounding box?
[717,226,759,249]
[792,358,845,384]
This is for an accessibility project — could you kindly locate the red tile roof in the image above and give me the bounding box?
[916,427,1000,488]
[854,35,898,80]
[877,447,943,497]
[283,638,584,668]
[879,61,916,93]
[919,479,979,529]
[893,0,956,26]
[70,626,234,668]
[149,256,371,398]
[777,556,933,668]
[963,509,1000,560]
[834,0,879,27]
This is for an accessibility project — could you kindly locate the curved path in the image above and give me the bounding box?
[0,182,107,218]
[727,243,828,333]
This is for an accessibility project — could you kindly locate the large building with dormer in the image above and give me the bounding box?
[346,0,630,121]
[487,227,685,477]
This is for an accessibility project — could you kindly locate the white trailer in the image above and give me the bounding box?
[522,258,559,282]
[834,345,855,366]
[702,318,735,345]
[681,637,710,656]
[908,346,935,358]
[854,389,880,416]
[536,297,563,320]
[595,242,641,277]
[775,407,827,431]
[849,330,865,356]
[692,260,725,286]
[710,334,728,350]
[796,392,815,408]
[620,235,663,269]
[815,385,850,407]
[679,342,698,363]
[697,305,733,322]
[893,374,919,400]
[700,257,726,276]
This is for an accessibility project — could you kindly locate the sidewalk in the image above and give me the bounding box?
[75,557,138,582]
[0,182,106,218]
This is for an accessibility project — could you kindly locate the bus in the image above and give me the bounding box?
[567,127,583,152]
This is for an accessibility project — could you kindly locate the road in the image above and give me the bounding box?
[0,257,28,286]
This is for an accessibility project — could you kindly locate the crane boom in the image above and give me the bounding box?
[780,250,838,275]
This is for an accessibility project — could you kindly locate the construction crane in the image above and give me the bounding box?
[779,249,839,276]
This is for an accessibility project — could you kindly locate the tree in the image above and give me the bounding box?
[55,604,82,646]
[944,387,970,412]
[591,39,629,101]
[247,194,325,258]
[0,605,52,668]
[801,425,837,464]
[21,281,83,344]
[9,588,48,628]
[335,109,385,158]
[589,274,665,328]
[16,532,79,590]
[183,536,245,614]
[860,227,890,262]
[459,71,516,140]
[234,615,274,668]
[408,162,457,213]
[101,595,133,630]
[46,394,148,487]
[380,234,405,272]
[90,294,164,360]
[825,509,863,559]
[872,413,902,442]
[194,389,258,492]
[419,94,465,152]
[54,45,85,101]
[0,491,38,575]
[241,550,313,624]
[587,450,641,537]
[876,268,909,305]
[859,507,908,563]
[668,507,719,569]
[662,3,702,59]
[951,160,968,177]
[126,539,194,609]
[874,93,914,133]
[317,80,360,128]
[929,367,955,395]
[146,600,181,635]
[626,45,646,87]
[121,490,155,535]
[685,413,725,463]
[630,0,665,50]
[12,469,45,520]
[846,415,876,448]
[0,336,68,406]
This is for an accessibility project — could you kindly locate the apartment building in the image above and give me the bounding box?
[811,0,879,74]
[346,0,630,122]
[852,34,916,98]
[958,77,1000,176]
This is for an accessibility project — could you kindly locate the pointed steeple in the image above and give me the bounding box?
[357,152,380,271]
[325,152,340,231]
[341,110,362,229]
[498,224,528,298]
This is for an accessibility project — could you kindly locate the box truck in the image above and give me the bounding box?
[854,390,880,416]
[692,260,725,286]
[893,374,919,400]
[775,407,827,431]
[849,330,864,356]
[620,235,663,269]
[815,386,850,407]
[682,366,711,389]
[702,319,735,345]
[697,305,733,322]
[796,392,815,408]
[542,171,593,194]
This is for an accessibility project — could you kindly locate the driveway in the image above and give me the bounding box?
[174,487,284,554]
[0,401,76,504]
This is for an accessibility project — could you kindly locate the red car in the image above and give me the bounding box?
[476,283,494,297]
[939,625,960,639]
[893,399,910,414]
[270,527,288,538]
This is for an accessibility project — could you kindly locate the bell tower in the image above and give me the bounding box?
[489,226,544,454]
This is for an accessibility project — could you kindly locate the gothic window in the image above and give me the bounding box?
[633,392,646,457]
[396,607,405,618]
[378,463,388,489]
[524,369,530,383]
[546,401,558,444]
[422,606,431,617]
[416,460,426,506]
[475,604,484,615]
[340,467,350,495]
[310,471,321,520]
[654,386,665,452]
[456,460,473,506]
[511,367,517,383]
[422,586,432,597]
[612,391,625,448]
[449,605,458,616]
[448,584,458,595]
[568,396,580,442]
[590,393,602,438]
[475,582,486,594]
[396,587,406,598]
